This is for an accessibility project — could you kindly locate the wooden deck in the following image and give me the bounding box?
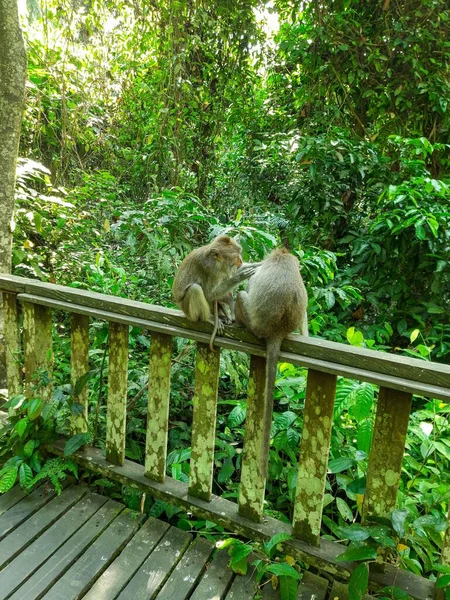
[0,483,375,600]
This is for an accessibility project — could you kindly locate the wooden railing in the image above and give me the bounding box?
[1,274,449,599]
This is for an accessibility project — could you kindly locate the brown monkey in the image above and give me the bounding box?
[235,248,308,471]
[172,235,259,350]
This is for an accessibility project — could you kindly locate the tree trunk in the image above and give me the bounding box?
[0,0,27,387]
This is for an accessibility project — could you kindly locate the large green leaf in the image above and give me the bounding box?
[349,563,369,600]
[336,546,377,562]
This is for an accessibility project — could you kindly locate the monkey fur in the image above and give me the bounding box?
[235,248,308,473]
[172,235,259,350]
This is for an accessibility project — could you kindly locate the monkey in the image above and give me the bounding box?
[235,248,308,473]
[172,235,260,351]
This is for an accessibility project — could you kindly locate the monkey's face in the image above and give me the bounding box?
[210,236,243,273]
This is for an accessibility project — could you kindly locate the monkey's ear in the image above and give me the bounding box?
[210,248,221,259]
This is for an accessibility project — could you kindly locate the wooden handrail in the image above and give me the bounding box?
[1,274,449,597]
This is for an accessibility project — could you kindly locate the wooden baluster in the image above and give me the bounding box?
[188,343,220,501]
[105,322,129,466]
[70,314,90,435]
[292,369,337,545]
[238,354,268,522]
[22,301,53,401]
[145,333,172,483]
[3,293,22,400]
[362,386,412,520]
[441,505,450,567]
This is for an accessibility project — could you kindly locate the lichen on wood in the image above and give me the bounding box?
[145,332,172,483]
[293,369,337,546]
[106,322,129,466]
[188,342,220,501]
[70,314,90,434]
[3,292,22,399]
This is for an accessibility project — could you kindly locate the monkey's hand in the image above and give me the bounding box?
[234,264,257,282]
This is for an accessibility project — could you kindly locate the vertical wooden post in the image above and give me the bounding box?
[441,505,450,568]
[292,369,337,546]
[145,333,172,483]
[3,293,22,399]
[70,314,90,435]
[363,386,412,520]
[188,343,220,501]
[105,322,129,466]
[22,301,53,400]
[238,355,268,522]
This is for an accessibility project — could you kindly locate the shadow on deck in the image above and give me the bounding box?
[0,483,374,600]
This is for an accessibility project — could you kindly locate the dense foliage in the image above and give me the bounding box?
[1,0,449,596]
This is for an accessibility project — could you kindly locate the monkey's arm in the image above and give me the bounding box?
[210,264,257,300]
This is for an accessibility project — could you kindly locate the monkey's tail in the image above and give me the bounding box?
[209,300,219,352]
[261,338,282,476]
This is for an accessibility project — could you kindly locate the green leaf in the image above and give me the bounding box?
[217,459,235,483]
[339,525,370,542]
[266,563,301,580]
[349,563,369,600]
[391,509,408,537]
[279,574,299,600]
[229,556,248,575]
[64,433,91,456]
[23,440,37,458]
[437,575,450,588]
[15,417,29,440]
[347,477,366,495]
[410,329,420,343]
[337,497,354,522]
[228,405,246,427]
[28,398,43,421]
[328,457,355,473]
[0,466,19,492]
[19,463,33,489]
[263,533,292,559]
[336,546,377,562]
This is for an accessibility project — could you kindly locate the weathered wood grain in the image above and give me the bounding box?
[238,354,269,522]
[297,571,329,600]
[189,549,235,600]
[293,370,337,546]
[34,304,54,402]
[0,485,86,568]
[115,526,192,600]
[0,485,26,515]
[106,322,129,466]
[145,332,172,482]
[0,492,108,599]
[41,508,143,600]
[3,293,22,400]
[189,343,220,501]
[47,440,436,600]
[70,314,90,434]
[154,537,214,600]
[0,484,57,540]
[16,293,450,401]
[8,498,123,600]
[225,562,258,599]
[83,517,169,600]
[363,387,412,519]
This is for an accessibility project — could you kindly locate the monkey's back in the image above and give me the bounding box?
[247,251,307,340]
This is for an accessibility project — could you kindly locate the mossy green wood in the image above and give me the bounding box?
[106,322,129,466]
[22,302,53,400]
[363,386,412,520]
[188,343,220,501]
[145,332,172,483]
[3,293,22,400]
[238,354,268,522]
[70,314,90,434]
[292,370,337,545]
[442,506,450,567]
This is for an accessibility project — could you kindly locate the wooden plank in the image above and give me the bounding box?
[70,314,90,434]
[41,509,143,600]
[145,332,172,483]
[238,354,268,522]
[5,275,447,388]
[3,292,22,399]
[8,498,124,600]
[116,526,192,600]
[363,387,412,520]
[297,571,329,600]
[0,492,107,599]
[0,485,26,515]
[154,537,214,600]
[189,343,220,501]
[328,580,377,600]
[106,321,129,466]
[83,517,169,600]
[48,440,436,600]
[189,549,235,600]
[0,484,57,540]
[293,370,337,546]
[224,563,258,599]
[0,485,87,568]
[16,294,450,402]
